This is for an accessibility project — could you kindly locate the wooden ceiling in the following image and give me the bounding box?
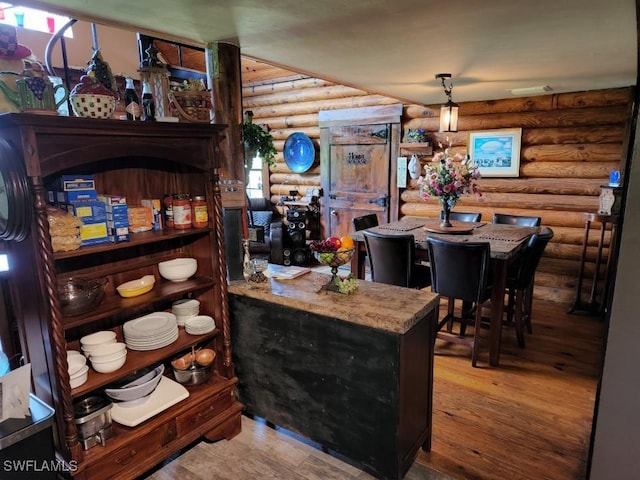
[24,0,637,105]
[154,39,297,86]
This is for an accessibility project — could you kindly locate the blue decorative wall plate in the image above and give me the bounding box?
[283,132,315,173]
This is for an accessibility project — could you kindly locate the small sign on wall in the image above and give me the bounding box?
[397,156,407,188]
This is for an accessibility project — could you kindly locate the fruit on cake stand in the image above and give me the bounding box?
[310,236,358,294]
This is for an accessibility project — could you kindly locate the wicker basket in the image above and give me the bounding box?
[168,90,212,123]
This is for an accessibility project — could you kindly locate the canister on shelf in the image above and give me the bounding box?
[173,193,192,229]
[162,194,174,228]
[191,195,208,228]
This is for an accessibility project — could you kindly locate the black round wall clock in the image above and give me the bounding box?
[0,139,32,242]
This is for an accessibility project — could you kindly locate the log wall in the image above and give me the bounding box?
[241,58,633,305]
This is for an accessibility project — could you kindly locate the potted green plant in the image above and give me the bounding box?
[243,111,277,168]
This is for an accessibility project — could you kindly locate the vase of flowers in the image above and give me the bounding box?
[418,144,482,227]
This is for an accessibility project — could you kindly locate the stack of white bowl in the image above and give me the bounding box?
[67,350,88,388]
[80,331,128,374]
[171,299,200,327]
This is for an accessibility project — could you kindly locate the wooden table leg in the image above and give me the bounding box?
[589,219,607,308]
[569,218,591,313]
[600,222,617,314]
[489,259,507,367]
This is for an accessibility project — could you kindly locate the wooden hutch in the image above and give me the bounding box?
[0,113,242,479]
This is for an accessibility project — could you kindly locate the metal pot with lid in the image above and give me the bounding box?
[73,394,113,450]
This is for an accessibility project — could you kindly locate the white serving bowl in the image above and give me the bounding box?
[67,354,87,377]
[105,364,164,402]
[90,352,127,373]
[91,349,127,363]
[158,258,197,282]
[87,342,126,358]
[80,330,117,347]
[81,338,117,357]
[69,365,89,388]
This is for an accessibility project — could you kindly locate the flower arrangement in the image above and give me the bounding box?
[404,128,428,143]
[417,144,481,226]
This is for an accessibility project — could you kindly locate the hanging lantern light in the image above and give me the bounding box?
[435,73,459,133]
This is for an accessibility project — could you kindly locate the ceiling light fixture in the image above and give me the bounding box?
[435,73,458,133]
[509,85,552,96]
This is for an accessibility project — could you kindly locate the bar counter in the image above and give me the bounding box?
[228,266,439,480]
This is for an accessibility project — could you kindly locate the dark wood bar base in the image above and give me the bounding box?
[229,293,437,480]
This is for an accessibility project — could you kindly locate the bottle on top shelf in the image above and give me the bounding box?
[142,80,156,122]
[124,77,141,121]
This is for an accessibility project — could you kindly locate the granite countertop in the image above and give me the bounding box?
[228,265,439,335]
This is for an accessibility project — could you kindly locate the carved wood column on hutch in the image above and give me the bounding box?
[0,113,243,480]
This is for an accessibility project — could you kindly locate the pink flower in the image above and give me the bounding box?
[418,146,482,207]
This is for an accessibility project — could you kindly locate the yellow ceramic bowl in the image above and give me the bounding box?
[116,275,155,298]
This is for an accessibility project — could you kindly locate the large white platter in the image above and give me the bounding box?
[126,330,179,351]
[125,328,178,345]
[123,312,177,339]
[111,375,189,427]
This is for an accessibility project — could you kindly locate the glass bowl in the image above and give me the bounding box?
[244,257,269,283]
[58,277,108,316]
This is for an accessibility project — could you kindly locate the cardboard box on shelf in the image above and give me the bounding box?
[107,224,130,243]
[106,204,129,225]
[56,175,95,191]
[60,200,107,224]
[98,194,127,206]
[79,221,109,246]
[128,206,153,233]
[141,199,162,231]
[48,189,98,204]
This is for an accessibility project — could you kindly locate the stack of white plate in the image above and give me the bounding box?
[184,315,216,335]
[123,312,179,351]
[171,299,200,327]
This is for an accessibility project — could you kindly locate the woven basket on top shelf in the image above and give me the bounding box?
[168,90,212,123]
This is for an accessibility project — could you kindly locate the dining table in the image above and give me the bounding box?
[350,215,540,367]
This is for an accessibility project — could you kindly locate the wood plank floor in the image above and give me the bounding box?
[142,298,603,480]
[420,299,603,480]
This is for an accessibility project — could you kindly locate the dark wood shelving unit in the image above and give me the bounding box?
[53,227,212,260]
[61,277,216,330]
[71,328,220,397]
[2,113,242,480]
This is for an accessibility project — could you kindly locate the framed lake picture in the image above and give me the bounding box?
[468,128,522,177]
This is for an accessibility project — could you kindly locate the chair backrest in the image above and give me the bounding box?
[426,237,491,303]
[509,227,554,289]
[353,213,379,231]
[441,211,482,222]
[363,231,415,287]
[492,213,541,227]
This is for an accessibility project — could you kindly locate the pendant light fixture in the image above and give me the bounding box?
[435,73,459,132]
